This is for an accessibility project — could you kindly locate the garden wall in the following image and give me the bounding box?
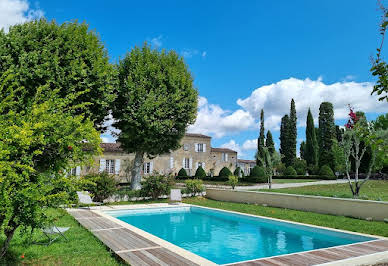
[206,188,388,221]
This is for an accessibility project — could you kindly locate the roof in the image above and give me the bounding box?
[238,159,256,164]
[185,133,211,138]
[211,147,237,153]
[100,143,122,152]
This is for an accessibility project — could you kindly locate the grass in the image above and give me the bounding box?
[183,197,388,237]
[0,209,124,266]
[177,179,319,187]
[272,179,319,184]
[257,180,388,201]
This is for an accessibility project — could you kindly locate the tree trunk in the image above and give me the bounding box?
[268,175,272,189]
[0,224,18,258]
[131,151,144,190]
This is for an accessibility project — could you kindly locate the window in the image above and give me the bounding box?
[197,143,204,152]
[195,143,206,152]
[184,158,190,169]
[105,160,115,174]
[144,162,151,174]
[183,144,190,151]
[222,153,228,162]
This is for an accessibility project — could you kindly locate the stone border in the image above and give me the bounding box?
[206,188,388,221]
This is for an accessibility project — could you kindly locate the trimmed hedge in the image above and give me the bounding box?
[284,166,297,176]
[194,166,206,178]
[319,165,335,178]
[234,167,243,177]
[273,175,337,180]
[219,167,232,178]
[177,168,188,179]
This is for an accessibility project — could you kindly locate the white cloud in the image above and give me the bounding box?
[221,139,244,156]
[181,49,199,58]
[242,139,257,150]
[0,0,44,32]
[150,35,163,48]
[202,51,207,58]
[188,96,255,138]
[237,77,386,130]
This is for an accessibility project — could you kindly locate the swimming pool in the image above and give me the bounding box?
[105,206,375,265]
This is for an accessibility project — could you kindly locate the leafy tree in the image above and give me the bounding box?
[331,139,345,174]
[305,108,319,166]
[256,147,281,188]
[284,166,297,176]
[374,113,388,130]
[0,73,100,257]
[293,158,307,175]
[265,130,275,155]
[194,166,206,179]
[113,44,198,190]
[82,172,117,202]
[289,99,297,161]
[256,109,265,166]
[300,141,306,160]
[280,114,291,165]
[335,125,344,142]
[319,165,335,178]
[219,167,232,178]
[0,19,117,131]
[318,102,336,170]
[370,3,388,102]
[228,175,239,190]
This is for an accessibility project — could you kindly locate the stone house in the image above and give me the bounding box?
[237,159,256,176]
[77,133,238,183]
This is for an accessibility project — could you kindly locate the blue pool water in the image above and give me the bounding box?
[106,206,375,264]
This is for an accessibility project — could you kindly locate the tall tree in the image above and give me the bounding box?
[318,102,336,169]
[265,130,275,155]
[305,108,318,166]
[280,114,292,166]
[0,19,117,131]
[289,99,297,160]
[257,109,265,165]
[300,141,306,160]
[113,44,198,190]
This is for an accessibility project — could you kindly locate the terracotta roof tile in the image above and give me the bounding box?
[238,159,256,164]
[100,143,122,152]
[211,147,237,153]
[185,133,211,138]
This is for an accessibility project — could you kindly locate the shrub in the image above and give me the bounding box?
[219,167,232,178]
[194,166,207,178]
[82,172,117,202]
[276,163,286,175]
[284,166,297,176]
[228,175,239,189]
[185,179,205,196]
[319,165,336,179]
[234,167,243,177]
[177,168,188,179]
[307,164,320,175]
[244,166,267,183]
[140,174,175,200]
[293,158,307,175]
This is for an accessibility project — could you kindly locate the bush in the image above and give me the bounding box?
[194,166,206,178]
[140,174,175,200]
[228,175,239,189]
[284,166,297,176]
[234,167,243,177]
[185,179,205,196]
[177,168,188,179]
[307,164,320,175]
[293,158,307,175]
[219,167,232,178]
[319,165,336,179]
[276,163,287,175]
[82,172,117,202]
[242,166,267,183]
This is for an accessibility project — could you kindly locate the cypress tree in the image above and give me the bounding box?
[305,108,318,166]
[265,130,275,155]
[300,141,306,160]
[280,114,292,166]
[318,102,336,170]
[289,99,297,161]
[257,109,265,165]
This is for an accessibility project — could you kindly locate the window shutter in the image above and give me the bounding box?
[170,157,174,169]
[203,144,206,152]
[194,143,198,152]
[182,158,185,168]
[76,166,81,176]
[189,158,193,169]
[225,153,228,162]
[150,161,154,173]
[115,159,120,175]
[99,159,106,172]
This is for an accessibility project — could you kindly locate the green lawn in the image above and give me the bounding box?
[257,180,388,201]
[0,209,124,266]
[272,179,319,184]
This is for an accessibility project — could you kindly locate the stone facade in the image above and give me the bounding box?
[79,133,238,183]
[237,159,256,176]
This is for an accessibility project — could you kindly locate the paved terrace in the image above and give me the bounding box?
[68,204,388,266]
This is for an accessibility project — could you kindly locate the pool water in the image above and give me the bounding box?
[106,206,375,265]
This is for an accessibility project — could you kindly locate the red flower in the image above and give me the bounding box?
[67,146,73,151]
[20,254,24,259]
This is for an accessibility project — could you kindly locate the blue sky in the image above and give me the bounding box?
[2,0,387,159]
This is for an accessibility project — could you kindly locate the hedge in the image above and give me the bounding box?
[273,175,337,180]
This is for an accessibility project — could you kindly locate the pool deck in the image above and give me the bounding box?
[67,204,388,266]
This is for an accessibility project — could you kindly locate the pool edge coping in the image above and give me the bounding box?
[88,203,387,265]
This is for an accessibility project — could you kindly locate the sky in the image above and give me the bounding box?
[1,0,387,159]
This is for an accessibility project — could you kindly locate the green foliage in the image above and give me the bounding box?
[279,100,297,167]
[319,165,335,178]
[374,113,388,130]
[234,167,243,177]
[331,139,345,174]
[305,108,319,166]
[82,172,117,202]
[265,130,275,154]
[276,163,287,175]
[307,164,320,175]
[0,72,100,257]
[194,166,206,179]
[219,167,232,178]
[249,166,267,182]
[289,98,297,161]
[140,175,175,200]
[292,158,307,175]
[0,19,117,131]
[300,141,306,160]
[257,109,265,166]
[177,168,188,179]
[113,43,198,189]
[184,179,205,196]
[228,175,239,189]
[318,102,336,170]
[284,166,297,176]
